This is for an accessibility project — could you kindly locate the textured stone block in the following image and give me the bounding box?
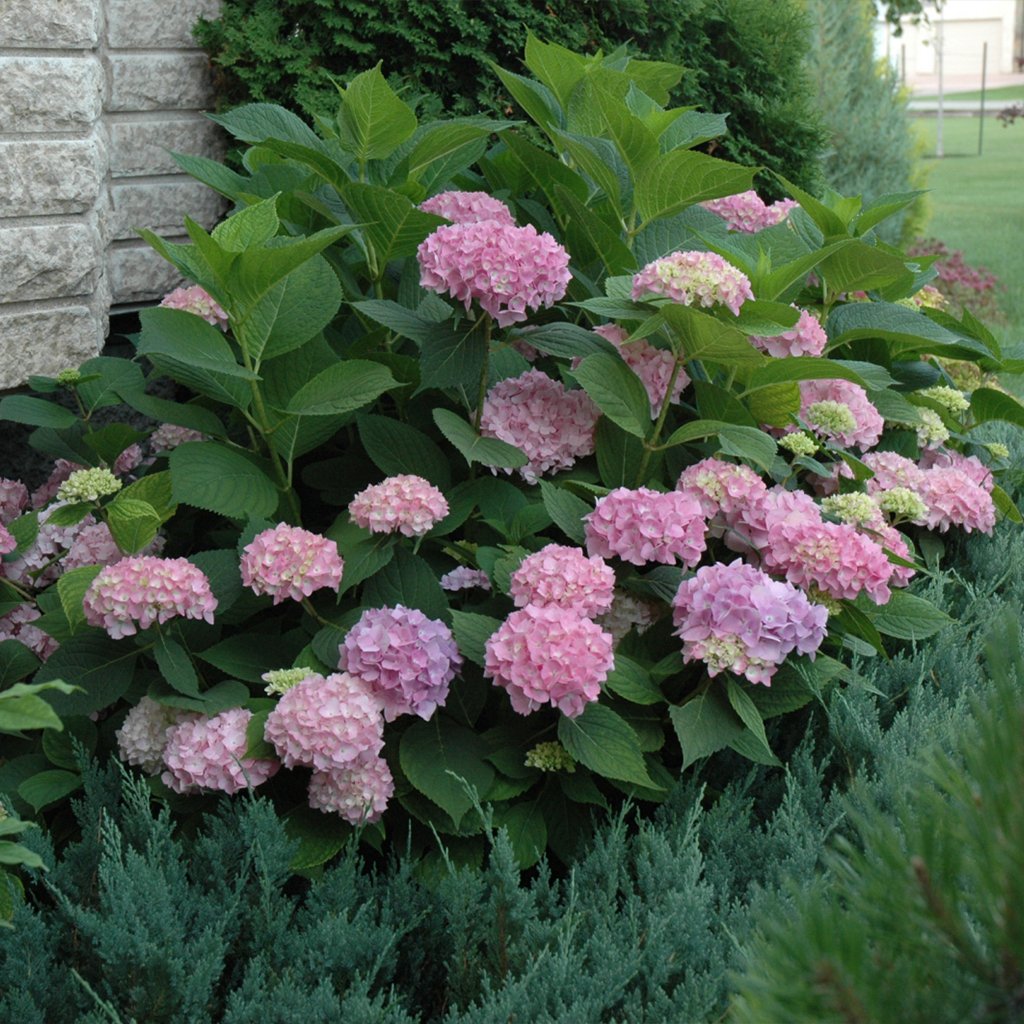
[0,307,103,390]
[108,117,225,177]
[0,57,104,133]
[108,241,186,304]
[110,180,225,241]
[0,224,102,304]
[0,138,105,217]
[3,0,99,48]
[106,54,216,112]
[106,0,221,48]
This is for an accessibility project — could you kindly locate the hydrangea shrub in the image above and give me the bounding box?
[2,39,1023,868]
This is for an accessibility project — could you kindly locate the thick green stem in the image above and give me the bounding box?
[633,355,686,487]
[471,317,493,432]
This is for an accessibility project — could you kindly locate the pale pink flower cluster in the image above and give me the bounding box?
[150,423,205,452]
[113,444,144,477]
[751,308,828,358]
[0,604,58,661]
[631,250,753,316]
[116,696,199,775]
[417,220,571,327]
[63,521,164,573]
[419,190,515,226]
[701,191,798,233]
[585,487,707,567]
[677,457,768,520]
[348,475,449,537]
[339,604,461,722]
[873,523,917,587]
[3,504,93,586]
[0,478,28,523]
[0,524,14,556]
[241,523,344,605]
[308,754,394,824]
[597,590,659,643]
[162,707,278,794]
[672,560,828,685]
[440,566,492,592]
[264,672,384,770]
[862,451,926,494]
[593,324,689,417]
[509,544,615,617]
[479,369,599,484]
[799,379,884,450]
[484,604,614,717]
[31,460,78,509]
[726,486,821,561]
[919,447,993,492]
[82,555,218,639]
[917,467,996,534]
[160,284,229,330]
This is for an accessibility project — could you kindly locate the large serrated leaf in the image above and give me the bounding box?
[635,149,757,225]
[169,442,279,519]
[357,414,451,488]
[573,353,652,438]
[337,62,418,163]
[283,360,398,417]
[433,409,528,470]
[558,703,658,787]
[56,566,103,634]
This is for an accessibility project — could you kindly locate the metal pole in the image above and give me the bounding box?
[979,41,988,156]
[936,13,945,158]
[901,43,907,86]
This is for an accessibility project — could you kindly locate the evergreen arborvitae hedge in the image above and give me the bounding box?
[194,0,826,195]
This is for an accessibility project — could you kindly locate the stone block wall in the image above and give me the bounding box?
[0,0,225,389]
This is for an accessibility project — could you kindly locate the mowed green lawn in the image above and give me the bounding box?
[915,85,1024,103]
[914,114,1024,348]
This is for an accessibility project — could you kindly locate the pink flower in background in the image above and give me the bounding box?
[63,521,164,572]
[0,603,58,661]
[339,604,461,722]
[3,503,94,586]
[440,566,492,592]
[112,444,143,477]
[798,379,884,450]
[479,369,599,484]
[349,475,449,537]
[919,447,994,492]
[0,523,14,556]
[419,190,515,226]
[160,284,229,330]
[264,671,384,771]
[31,460,78,509]
[592,324,689,417]
[631,250,753,316]
[308,753,394,823]
[241,523,344,604]
[82,555,217,639]
[726,485,821,561]
[509,543,615,617]
[750,307,827,358]
[701,191,798,233]
[484,604,614,717]
[873,523,917,587]
[162,707,278,794]
[585,487,707,567]
[417,220,570,327]
[0,478,28,524]
[672,559,827,685]
[117,696,199,775]
[677,457,768,520]
[150,423,206,452]
[917,467,996,534]
[597,590,660,644]
[862,451,927,494]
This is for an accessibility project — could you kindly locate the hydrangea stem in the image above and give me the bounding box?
[634,355,687,487]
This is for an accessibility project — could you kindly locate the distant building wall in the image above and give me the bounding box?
[0,0,225,389]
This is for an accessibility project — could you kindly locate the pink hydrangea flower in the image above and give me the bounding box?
[873,523,917,588]
[726,485,822,562]
[117,696,200,775]
[440,566,492,592]
[767,519,895,604]
[264,671,384,771]
[240,523,344,605]
[63,521,164,573]
[585,487,707,567]
[31,460,78,509]
[676,457,768,520]
[918,447,994,492]
[348,475,449,537]
[82,555,218,639]
[3,503,93,586]
[160,284,229,330]
[419,190,515,225]
[0,603,58,661]
[509,544,615,617]
[0,523,14,556]
[631,250,754,316]
[597,590,660,644]
[339,605,462,722]
[479,369,599,484]
[798,379,884,451]
[592,324,689,418]
[0,478,28,524]
[161,707,278,795]
[701,191,798,233]
[750,307,827,358]
[672,559,828,685]
[484,604,614,717]
[417,220,571,327]
[150,423,206,452]
[113,444,143,477]
[862,451,927,494]
[308,753,394,824]
[917,467,996,534]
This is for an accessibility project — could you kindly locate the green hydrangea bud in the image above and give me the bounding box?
[806,400,857,436]
[877,487,928,522]
[262,666,316,696]
[915,409,950,449]
[985,442,1010,461]
[56,368,82,387]
[807,586,842,615]
[524,741,576,773]
[56,467,121,504]
[821,491,879,527]
[918,385,969,415]
[778,431,819,457]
